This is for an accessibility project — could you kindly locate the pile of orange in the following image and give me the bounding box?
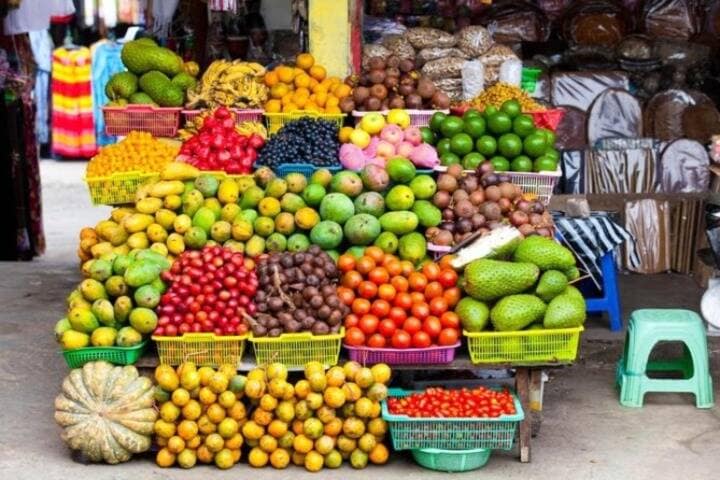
[263,53,350,114]
[86,131,178,177]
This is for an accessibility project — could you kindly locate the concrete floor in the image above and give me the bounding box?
[0,160,719,479]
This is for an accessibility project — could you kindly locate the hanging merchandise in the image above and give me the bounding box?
[3,0,53,35]
[51,46,97,158]
[90,39,124,147]
[151,0,180,38]
[28,30,53,146]
[209,0,237,12]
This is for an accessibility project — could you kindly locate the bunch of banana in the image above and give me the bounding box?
[236,121,267,139]
[186,60,268,108]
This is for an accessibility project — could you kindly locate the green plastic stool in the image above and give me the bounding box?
[616,309,714,408]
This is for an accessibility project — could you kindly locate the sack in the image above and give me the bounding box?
[362,44,390,70]
[416,47,468,66]
[403,27,456,49]
[455,25,493,57]
[381,35,415,59]
[461,60,485,101]
[421,57,466,80]
[479,44,517,84]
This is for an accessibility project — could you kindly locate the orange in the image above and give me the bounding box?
[293,66,304,77]
[309,65,326,81]
[265,99,282,113]
[294,73,311,89]
[277,66,294,83]
[264,70,279,87]
[369,443,389,464]
[296,53,315,70]
[282,102,299,113]
[326,105,341,114]
[315,91,328,107]
[270,83,289,99]
[338,126,354,143]
[327,76,341,86]
[281,92,294,105]
[309,77,319,89]
[332,83,351,98]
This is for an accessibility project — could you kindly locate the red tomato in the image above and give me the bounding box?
[367,333,386,348]
[342,271,363,289]
[422,263,441,281]
[438,328,459,346]
[437,269,458,288]
[391,329,412,349]
[402,317,422,335]
[422,316,442,339]
[399,261,414,276]
[358,281,378,300]
[429,297,449,316]
[377,284,396,301]
[443,287,461,308]
[351,298,371,315]
[344,313,359,328]
[390,276,409,293]
[355,256,376,275]
[408,272,428,292]
[385,260,402,277]
[440,311,460,329]
[411,302,430,320]
[345,327,365,346]
[336,286,355,306]
[364,246,385,263]
[370,299,391,318]
[337,254,356,273]
[412,331,432,348]
[377,318,396,338]
[424,281,444,300]
[388,307,407,326]
[393,292,413,310]
[368,267,390,285]
[358,314,379,335]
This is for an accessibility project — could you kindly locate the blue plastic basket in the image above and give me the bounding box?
[275,163,342,178]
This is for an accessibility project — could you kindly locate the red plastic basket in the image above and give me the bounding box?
[526,108,565,131]
[103,105,181,137]
[352,110,449,128]
[182,108,264,125]
[344,342,459,365]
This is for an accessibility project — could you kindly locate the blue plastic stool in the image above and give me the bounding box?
[585,251,622,331]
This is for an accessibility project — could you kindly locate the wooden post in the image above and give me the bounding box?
[516,367,531,462]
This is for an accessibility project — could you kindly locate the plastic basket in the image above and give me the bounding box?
[152,333,248,367]
[264,112,346,135]
[382,388,524,450]
[411,447,491,472]
[182,108,264,125]
[427,243,452,261]
[506,167,562,205]
[351,109,450,128]
[344,342,459,365]
[527,108,565,131]
[249,329,344,368]
[275,163,342,178]
[103,105,182,137]
[62,340,148,369]
[464,326,583,365]
[85,171,160,205]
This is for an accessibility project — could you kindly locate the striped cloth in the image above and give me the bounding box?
[51,46,97,158]
[554,213,641,289]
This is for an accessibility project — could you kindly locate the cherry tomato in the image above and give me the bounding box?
[391,329,412,349]
[422,262,441,281]
[351,298,371,315]
[408,272,428,292]
[358,314,379,335]
[411,302,430,320]
[429,297,449,316]
[368,267,390,285]
[344,313,359,328]
[443,287,461,308]
[438,328,459,346]
[410,291,425,304]
[424,281,443,300]
[357,281,378,299]
[364,246,385,263]
[377,318,396,338]
[367,333,386,348]
[345,327,365,346]
[377,284,397,301]
[422,316,442,339]
[391,276,409,293]
[393,292,413,310]
[370,299,391,318]
[437,269,458,288]
[336,286,355,306]
[355,256,376,275]
[337,254,356,273]
[399,261,415,276]
[385,260,402,277]
[388,307,407,326]
[438,255,455,271]
[440,311,460,329]
[412,331,432,348]
[402,317,422,335]
[342,271,363,289]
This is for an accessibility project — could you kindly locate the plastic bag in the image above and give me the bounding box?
[416,48,468,66]
[550,71,630,111]
[362,44,390,71]
[455,25,493,57]
[421,57,466,80]
[479,44,518,85]
[587,89,643,145]
[403,27,456,50]
[641,0,701,40]
[615,34,655,60]
[499,58,522,87]
[462,60,485,101]
[381,35,415,59]
[660,139,710,193]
[562,0,631,47]
[479,0,551,43]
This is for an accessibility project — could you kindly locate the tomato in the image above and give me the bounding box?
[440,311,460,329]
[411,302,430,320]
[422,262,441,281]
[437,269,458,288]
[342,271,363,289]
[385,260,402,277]
[443,287,461,308]
[399,261,415,276]
[387,386,516,418]
[370,299,391,318]
[422,316,442,339]
[377,318,396,338]
[364,246,385,263]
[408,272,428,292]
[438,255,455,272]
[424,281,443,299]
[351,298,371,315]
[377,283,397,301]
[410,291,425,304]
[355,256,376,275]
[344,313,359,328]
[368,267,389,285]
[390,276,409,293]
[357,281,378,299]
[391,330,412,349]
[337,254,356,273]
[345,327,365,346]
[388,307,407,326]
[393,292,412,310]
[402,317,422,335]
[336,286,355,306]
[412,331,432,348]
[429,297,449,316]
[367,333,386,348]
[438,328,459,346]
[358,314,379,335]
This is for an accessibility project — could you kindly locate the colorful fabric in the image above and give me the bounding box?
[90,39,123,146]
[51,46,96,158]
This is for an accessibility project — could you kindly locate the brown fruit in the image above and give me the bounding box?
[433,190,451,209]
[368,69,386,85]
[436,174,457,192]
[368,57,386,70]
[385,66,400,78]
[386,56,400,68]
[365,96,382,111]
[416,78,436,100]
[353,86,370,105]
[447,164,464,179]
[431,91,451,109]
[388,96,405,109]
[339,97,356,113]
[405,93,422,109]
[369,84,388,100]
[384,76,399,90]
[399,58,415,73]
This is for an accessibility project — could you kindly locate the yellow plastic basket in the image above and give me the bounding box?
[152,333,248,367]
[85,171,160,205]
[264,112,345,134]
[464,326,583,365]
[249,328,344,368]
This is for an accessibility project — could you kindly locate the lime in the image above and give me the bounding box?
[462,108,482,120]
[533,155,557,172]
[497,133,523,158]
[449,133,474,156]
[487,112,513,135]
[545,148,560,162]
[500,99,521,118]
[439,116,464,138]
[440,152,461,166]
[483,105,498,118]
[463,116,486,139]
[462,152,485,170]
[523,132,548,158]
[537,128,556,147]
[475,135,497,156]
[420,126,435,145]
[489,156,510,172]
[429,111,447,133]
[512,114,535,138]
[436,138,452,156]
[510,155,533,172]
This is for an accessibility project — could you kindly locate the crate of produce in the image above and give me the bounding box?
[85,171,160,205]
[275,163,342,178]
[182,108,264,125]
[152,333,248,367]
[344,342,459,366]
[382,388,524,450]
[62,340,149,369]
[249,329,344,368]
[352,109,450,128]
[506,167,562,205]
[411,447,491,472]
[464,326,583,365]
[102,105,182,137]
[264,112,345,135]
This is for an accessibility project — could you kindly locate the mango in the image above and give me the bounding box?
[114,296,133,323]
[81,259,94,278]
[184,226,208,249]
[112,244,130,256]
[123,213,155,233]
[55,317,72,342]
[134,284,161,309]
[160,162,200,180]
[155,209,177,230]
[68,307,100,333]
[112,255,132,275]
[166,233,185,255]
[92,299,116,326]
[124,261,162,287]
[136,197,163,214]
[240,186,264,209]
[147,223,168,243]
[398,232,427,265]
[110,207,134,223]
[245,235,266,257]
[60,330,90,350]
[91,242,114,258]
[129,307,158,334]
[134,183,152,202]
[68,290,92,311]
[203,198,222,219]
[96,220,119,237]
[231,219,253,241]
[218,178,240,204]
[80,279,107,302]
[150,242,168,257]
[151,277,167,294]
[151,180,185,198]
[221,204,241,223]
[89,259,113,282]
[104,275,128,297]
[223,240,245,253]
[91,326,118,347]
[136,249,171,270]
[236,175,255,193]
[173,214,192,233]
[116,326,143,347]
[127,232,149,250]
[378,211,419,235]
[211,221,232,243]
[195,174,219,197]
[182,189,204,217]
[79,237,98,252]
[163,194,182,210]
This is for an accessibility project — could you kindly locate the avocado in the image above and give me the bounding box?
[455,297,489,332]
[398,232,426,264]
[463,259,539,302]
[543,290,586,329]
[138,71,184,107]
[512,236,576,271]
[535,270,569,302]
[490,294,547,332]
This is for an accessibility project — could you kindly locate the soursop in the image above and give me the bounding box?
[512,235,576,271]
[462,259,539,302]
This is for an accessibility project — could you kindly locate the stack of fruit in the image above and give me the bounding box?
[185,60,268,109]
[251,248,347,337]
[455,235,586,334]
[256,118,340,170]
[424,102,560,173]
[425,163,554,247]
[239,361,390,471]
[338,110,439,170]
[153,245,257,337]
[106,38,197,107]
[177,107,266,174]
[340,247,461,351]
[85,131,179,177]
[153,362,248,469]
[263,54,349,114]
[56,250,169,351]
[461,83,542,113]
[178,109,267,142]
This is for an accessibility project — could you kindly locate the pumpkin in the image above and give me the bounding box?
[54,361,157,464]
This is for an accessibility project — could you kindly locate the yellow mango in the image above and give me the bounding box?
[123,213,155,233]
[147,223,169,243]
[95,220,118,239]
[164,194,182,210]
[111,207,135,223]
[80,237,98,252]
[106,225,129,246]
[160,162,200,181]
[167,233,186,255]
[173,214,192,234]
[112,244,130,255]
[136,197,163,214]
[127,232,149,249]
[218,179,240,205]
[151,180,185,198]
[155,209,177,230]
[150,242,169,257]
[90,241,113,258]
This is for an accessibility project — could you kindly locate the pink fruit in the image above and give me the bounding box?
[403,126,423,146]
[380,124,404,145]
[363,136,380,159]
[408,143,440,168]
[339,143,367,170]
[375,140,396,159]
[396,141,414,158]
[366,156,387,168]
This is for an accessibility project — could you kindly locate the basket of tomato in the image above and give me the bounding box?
[383,386,524,451]
[339,247,462,365]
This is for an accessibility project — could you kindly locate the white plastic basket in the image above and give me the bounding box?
[352,109,449,128]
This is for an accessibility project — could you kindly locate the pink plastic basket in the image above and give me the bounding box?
[352,109,449,128]
[427,243,452,261]
[103,105,181,137]
[182,108,264,125]
[344,342,459,365]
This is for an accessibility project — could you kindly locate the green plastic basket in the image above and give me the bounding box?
[411,447,491,472]
[61,340,148,369]
[249,329,344,369]
[85,171,159,205]
[382,388,524,451]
